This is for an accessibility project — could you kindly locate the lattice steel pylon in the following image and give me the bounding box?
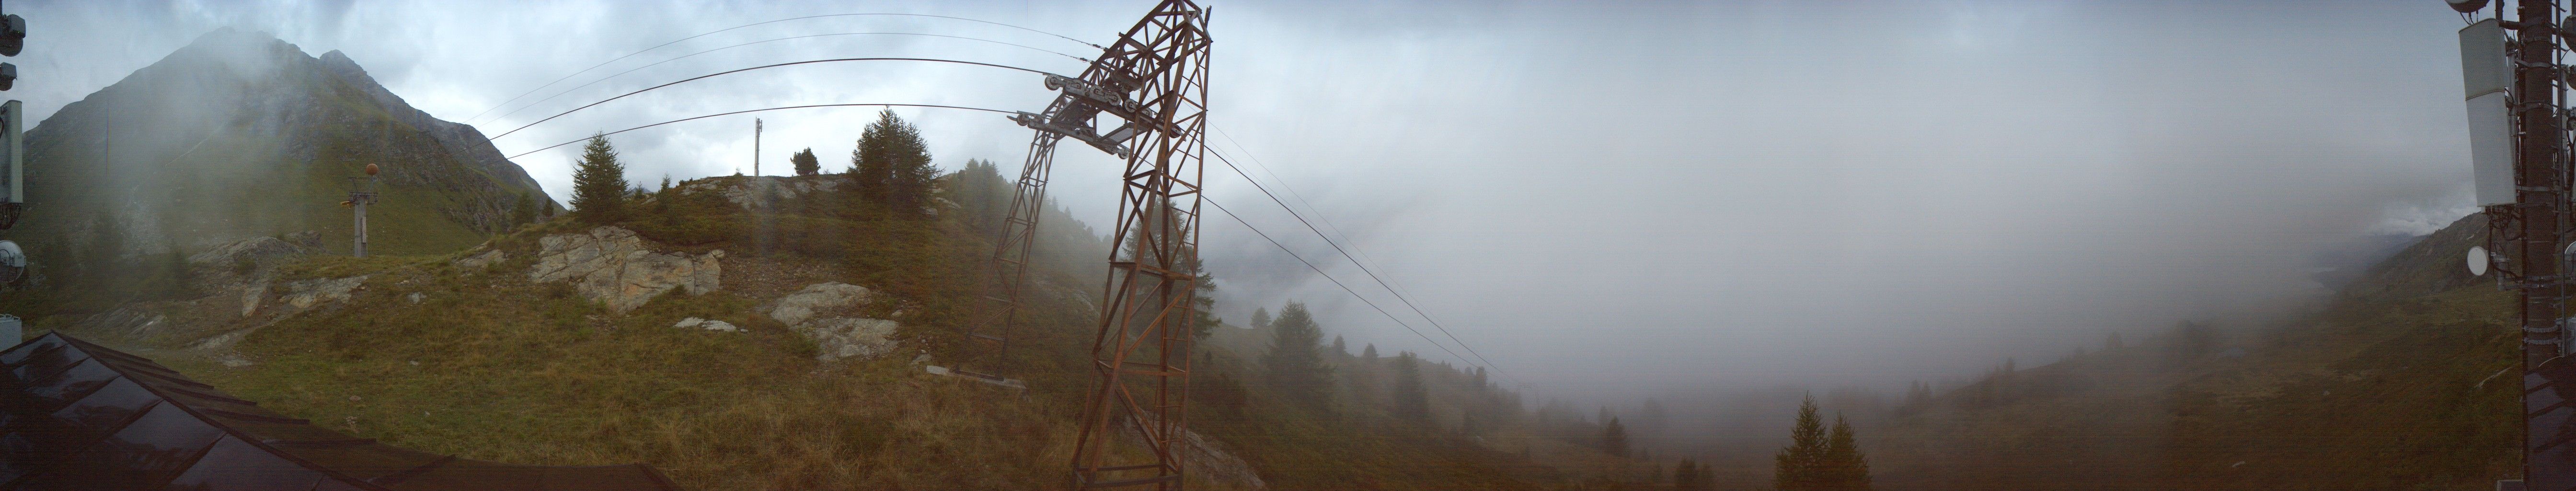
[950,1,1210,488]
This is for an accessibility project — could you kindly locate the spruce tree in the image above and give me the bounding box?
[1675,458,1701,491]
[1776,394,1828,491]
[791,147,820,176]
[1332,335,1348,356]
[1262,302,1333,410]
[512,192,540,226]
[568,133,629,223]
[1362,343,1378,359]
[1392,351,1431,425]
[1822,416,1873,491]
[1250,307,1271,329]
[850,109,935,217]
[1603,416,1630,458]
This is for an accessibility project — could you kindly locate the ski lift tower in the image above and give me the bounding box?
[345,164,380,257]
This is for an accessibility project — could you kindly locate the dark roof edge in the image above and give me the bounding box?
[46,332,402,491]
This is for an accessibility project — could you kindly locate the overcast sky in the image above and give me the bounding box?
[12,0,2487,402]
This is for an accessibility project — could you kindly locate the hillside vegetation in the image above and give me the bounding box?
[10,164,1594,489]
[1834,213,2518,490]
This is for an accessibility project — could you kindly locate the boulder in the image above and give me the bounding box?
[794,317,897,362]
[529,226,723,314]
[451,249,505,271]
[765,282,875,326]
[281,275,369,310]
[673,317,744,333]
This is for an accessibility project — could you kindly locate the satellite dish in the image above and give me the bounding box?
[2450,0,2489,13]
[2470,246,2491,276]
[0,240,25,285]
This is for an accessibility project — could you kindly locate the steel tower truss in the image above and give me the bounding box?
[954,1,1209,488]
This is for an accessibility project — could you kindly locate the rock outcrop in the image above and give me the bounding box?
[1118,417,1266,491]
[673,317,744,333]
[280,275,369,311]
[763,282,898,362]
[451,249,505,271]
[529,226,722,314]
[678,175,843,210]
[796,318,898,362]
[766,282,875,326]
[187,236,310,269]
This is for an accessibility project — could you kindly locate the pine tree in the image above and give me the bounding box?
[1263,302,1334,410]
[1821,416,1872,491]
[791,147,820,176]
[849,109,935,218]
[1332,335,1348,356]
[1392,351,1431,425]
[1602,416,1630,458]
[1250,307,1272,329]
[1362,343,1378,359]
[568,133,629,223]
[1776,394,1828,491]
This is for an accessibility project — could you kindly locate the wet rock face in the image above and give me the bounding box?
[529,226,723,314]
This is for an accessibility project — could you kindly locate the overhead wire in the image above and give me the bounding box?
[479,31,1089,127]
[503,103,1018,160]
[1203,196,1483,371]
[488,58,1061,140]
[1206,148,1511,379]
[1208,129,1514,383]
[467,12,1102,124]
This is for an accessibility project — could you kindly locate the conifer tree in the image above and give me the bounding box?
[1263,302,1334,410]
[791,147,820,176]
[1675,458,1702,491]
[1821,416,1873,491]
[1250,307,1272,329]
[512,192,540,226]
[849,109,935,218]
[1776,394,1827,491]
[1603,416,1630,458]
[568,133,629,223]
[1333,335,1348,356]
[1392,351,1432,425]
[1362,343,1378,359]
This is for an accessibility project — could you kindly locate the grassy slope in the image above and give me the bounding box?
[1856,214,2518,491]
[37,175,1564,490]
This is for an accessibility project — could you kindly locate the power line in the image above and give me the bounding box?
[503,103,1016,160]
[1214,126,1418,326]
[465,12,1101,124]
[488,58,1060,140]
[479,31,1089,128]
[1205,149,1509,378]
[1204,196,1481,371]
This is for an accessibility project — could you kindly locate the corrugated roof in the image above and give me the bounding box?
[0,332,678,491]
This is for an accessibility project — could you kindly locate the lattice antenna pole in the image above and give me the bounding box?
[1068,1,1209,488]
[2507,0,2576,487]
